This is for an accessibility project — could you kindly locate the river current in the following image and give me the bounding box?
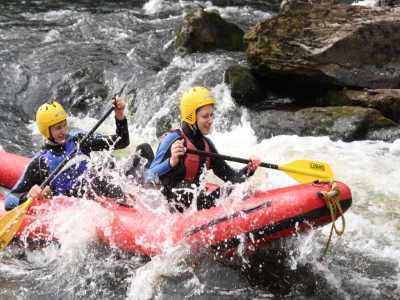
[0,0,399,299]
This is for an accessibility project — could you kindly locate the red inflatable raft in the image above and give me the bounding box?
[0,151,352,257]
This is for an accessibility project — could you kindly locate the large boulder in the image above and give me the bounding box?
[247,105,400,142]
[318,88,400,122]
[176,8,247,54]
[244,0,400,89]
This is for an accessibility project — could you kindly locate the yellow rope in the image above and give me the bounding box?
[317,180,346,262]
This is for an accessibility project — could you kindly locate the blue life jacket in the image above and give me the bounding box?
[44,134,89,196]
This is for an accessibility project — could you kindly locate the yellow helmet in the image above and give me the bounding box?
[180,86,214,125]
[36,101,67,139]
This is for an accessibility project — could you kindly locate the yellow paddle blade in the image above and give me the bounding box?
[0,197,33,252]
[279,160,334,183]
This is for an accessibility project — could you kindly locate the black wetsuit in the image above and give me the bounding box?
[148,125,254,212]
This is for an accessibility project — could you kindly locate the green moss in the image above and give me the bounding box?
[176,9,246,53]
[323,91,352,106]
[251,15,311,60]
[175,24,186,50]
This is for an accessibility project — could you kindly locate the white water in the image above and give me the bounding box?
[351,0,377,6]
[14,82,399,298]
[1,0,399,298]
[5,57,396,298]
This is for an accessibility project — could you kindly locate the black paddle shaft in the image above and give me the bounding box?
[184,148,279,170]
[40,104,116,189]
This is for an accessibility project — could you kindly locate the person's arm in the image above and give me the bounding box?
[147,132,182,178]
[112,95,130,149]
[112,95,125,121]
[206,138,257,184]
[4,155,47,211]
[113,116,129,149]
[80,96,130,152]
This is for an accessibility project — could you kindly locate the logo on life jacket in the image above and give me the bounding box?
[310,163,325,171]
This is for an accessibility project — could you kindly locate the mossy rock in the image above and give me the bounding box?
[176,9,247,54]
[295,106,399,141]
[224,64,266,106]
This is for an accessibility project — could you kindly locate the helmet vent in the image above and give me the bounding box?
[42,129,48,137]
[186,112,193,122]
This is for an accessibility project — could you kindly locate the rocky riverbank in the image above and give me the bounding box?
[175,0,400,142]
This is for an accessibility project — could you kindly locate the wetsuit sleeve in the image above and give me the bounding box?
[146,132,182,180]
[206,138,255,184]
[114,116,130,149]
[4,155,48,211]
[80,116,130,152]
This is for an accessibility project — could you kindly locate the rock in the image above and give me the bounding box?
[224,65,266,106]
[247,106,400,142]
[374,0,398,7]
[318,88,400,122]
[170,0,400,142]
[295,106,399,142]
[247,110,298,138]
[176,8,247,54]
[244,0,400,90]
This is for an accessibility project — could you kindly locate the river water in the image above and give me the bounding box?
[0,0,399,299]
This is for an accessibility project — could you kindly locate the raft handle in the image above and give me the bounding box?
[317,190,339,198]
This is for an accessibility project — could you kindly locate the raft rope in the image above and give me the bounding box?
[314,180,346,262]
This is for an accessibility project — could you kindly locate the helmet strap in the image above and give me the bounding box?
[47,135,58,145]
[47,130,62,145]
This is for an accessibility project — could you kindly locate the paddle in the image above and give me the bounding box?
[185,148,334,184]
[0,103,117,252]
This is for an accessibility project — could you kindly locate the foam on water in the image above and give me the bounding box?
[21,81,400,254]
[6,60,400,300]
[351,0,377,7]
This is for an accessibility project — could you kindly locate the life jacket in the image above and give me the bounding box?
[159,129,211,182]
[42,136,89,195]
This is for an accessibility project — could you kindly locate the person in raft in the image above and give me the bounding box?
[4,97,153,211]
[146,86,261,213]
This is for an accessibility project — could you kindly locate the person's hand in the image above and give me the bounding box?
[28,184,44,200]
[42,186,53,199]
[112,95,125,120]
[247,155,261,172]
[169,139,185,168]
